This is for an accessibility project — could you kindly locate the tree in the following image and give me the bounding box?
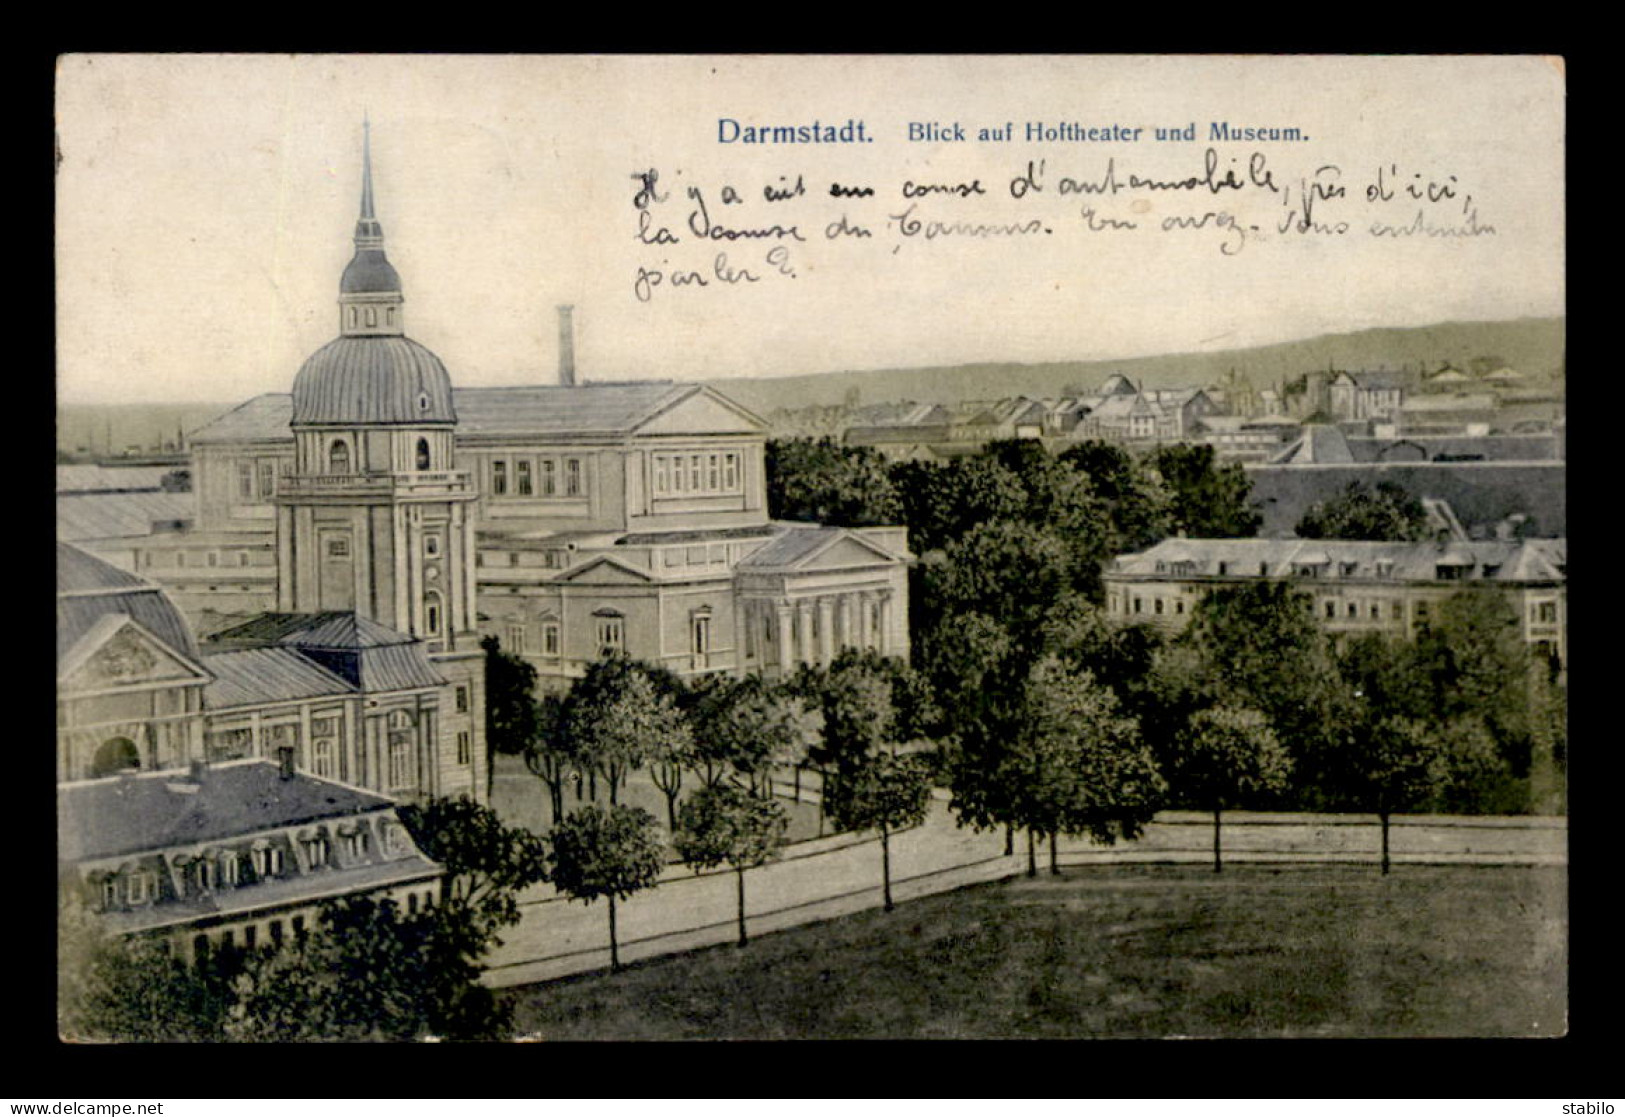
[1147,443,1261,538]
[483,634,541,754]
[1003,657,1166,876]
[58,887,235,1042]
[923,520,1082,634]
[547,805,667,972]
[1428,715,1520,814]
[892,453,1028,555]
[525,693,576,824]
[766,436,903,526]
[1059,439,1174,551]
[686,675,818,800]
[1168,706,1293,871]
[483,634,541,802]
[557,652,692,805]
[1345,716,1449,874]
[396,795,550,949]
[673,783,789,946]
[1182,580,1345,801]
[227,896,510,1041]
[823,751,933,912]
[1296,480,1427,541]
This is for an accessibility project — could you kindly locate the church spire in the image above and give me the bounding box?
[354,115,384,250]
[339,117,403,336]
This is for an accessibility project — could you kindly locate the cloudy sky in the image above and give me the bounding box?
[55,55,1564,405]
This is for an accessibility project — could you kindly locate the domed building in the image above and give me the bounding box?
[276,120,479,663]
[139,121,913,718]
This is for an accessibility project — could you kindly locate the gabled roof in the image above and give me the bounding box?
[1269,424,1354,464]
[58,759,396,863]
[57,614,212,689]
[736,526,908,572]
[203,612,445,695]
[554,555,658,584]
[1343,370,1412,391]
[58,541,150,593]
[202,647,357,709]
[57,491,196,543]
[207,611,413,650]
[185,383,768,443]
[56,465,176,494]
[57,543,199,668]
[187,394,295,444]
[1109,537,1568,583]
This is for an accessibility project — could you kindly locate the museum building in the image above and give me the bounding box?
[136,125,914,692]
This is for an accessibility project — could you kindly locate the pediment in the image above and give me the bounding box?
[793,533,906,571]
[557,556,657,585]
[635,387,767,437]
[60,617,208,690]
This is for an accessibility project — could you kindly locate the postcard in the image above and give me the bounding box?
[55,54,1565,1043]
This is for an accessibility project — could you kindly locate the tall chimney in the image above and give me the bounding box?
[557,305,576,387]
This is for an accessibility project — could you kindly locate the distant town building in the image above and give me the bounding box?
[1103,536,1566,668]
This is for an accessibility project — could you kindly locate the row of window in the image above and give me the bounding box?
[477,550,570,569]
[236,460,288,500]
[187,889,437,963]
[504,613,631,658]
[148,549,256,569]
[346,305,398,329]
[490,456,585,498]
[98,842,305,911]
[652,451,742,497]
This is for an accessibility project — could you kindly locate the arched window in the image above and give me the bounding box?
[424,592,443,636]
[92,737,140,777]
[328,440,351,474]
[416,438,431,470]
[388,735,412,790]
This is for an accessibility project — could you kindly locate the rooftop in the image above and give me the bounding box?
[57,542,199,668]
[1108,537,1566,583]
[58,759,396,863]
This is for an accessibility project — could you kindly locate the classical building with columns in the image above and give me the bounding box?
[126,125,913,692]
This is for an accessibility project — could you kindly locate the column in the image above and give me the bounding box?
[796,600,815,665]
[876,592,891,654]
[838,595,855,653]
[857,591,873,649]
[817,597,835,665]
[775,604,794,675]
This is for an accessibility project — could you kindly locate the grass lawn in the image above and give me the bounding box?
[501,862,1566,1039]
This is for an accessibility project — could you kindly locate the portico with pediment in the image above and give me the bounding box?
[734,526,912,677]
[56,614,211,782]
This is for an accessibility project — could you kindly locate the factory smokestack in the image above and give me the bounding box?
[558,305,576,387]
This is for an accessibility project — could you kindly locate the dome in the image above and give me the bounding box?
[340,248,402,294]
[292,335,457,425]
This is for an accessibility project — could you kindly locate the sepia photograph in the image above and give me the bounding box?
[54,53,1566,1043]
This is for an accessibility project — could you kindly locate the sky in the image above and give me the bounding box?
[55,54,1565,406]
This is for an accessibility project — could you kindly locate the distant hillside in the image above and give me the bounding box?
[57,402,239,459]
[705,318,1566,416]
[56,318,1563,453]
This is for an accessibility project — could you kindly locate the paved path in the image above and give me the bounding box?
[482,796,1565,989]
